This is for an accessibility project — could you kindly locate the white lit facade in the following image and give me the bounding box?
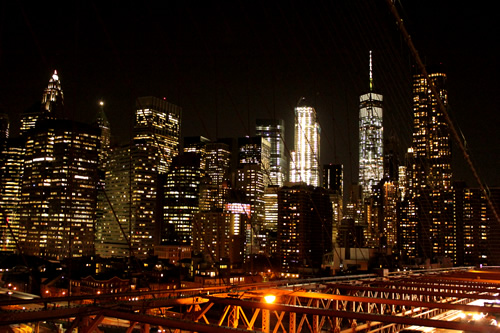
[290,104,320,187]
[359,53,383,200]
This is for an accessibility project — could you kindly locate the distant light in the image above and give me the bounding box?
[163,97,167,100]
[264,295,276,304]
[99,101,104,106]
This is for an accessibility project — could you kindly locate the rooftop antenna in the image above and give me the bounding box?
[369,50,373,92]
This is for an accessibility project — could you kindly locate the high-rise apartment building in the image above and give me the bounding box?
[134,96,181,174]
[255,119,288,186]
[406,65,454,262]
[409,66,451,194]
[359,51,383,200]
[19,120,99,259]
[289,101,320,187]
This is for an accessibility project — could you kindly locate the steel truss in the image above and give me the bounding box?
[2,269,500,333]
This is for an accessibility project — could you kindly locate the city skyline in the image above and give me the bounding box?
[0,1,498,192]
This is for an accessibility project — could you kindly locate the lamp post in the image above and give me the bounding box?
[262,295,276,333]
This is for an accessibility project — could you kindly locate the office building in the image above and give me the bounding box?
[255,119,288,186]
[163,153,203,245]
[134,96,181,174]
[359,51,383,200]
[19,120,99,259]
[20,70,64,136]
[0,138,24,253]
[289,100,320,187]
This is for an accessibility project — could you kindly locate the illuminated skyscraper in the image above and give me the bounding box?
[95,145,131,258]
[19,120,99,259]
[41,70,64,114]
[256,119,288,186]
[134,96,181,174]
[199,142,232,211]
[163,153,203,245]
[96,141,162,258]
[359,51,383,200]
[406,65,453,262]
[0,138,24,253]
[289,100,320,187]
[409,67,451,194]
[20,70,64,136]
[97,97,182,258]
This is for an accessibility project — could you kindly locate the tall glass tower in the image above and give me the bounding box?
[359,51,383,200]
[255,119,287,187]
[289,100,320,187]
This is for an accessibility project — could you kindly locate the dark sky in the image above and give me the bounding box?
[1,1,499,189]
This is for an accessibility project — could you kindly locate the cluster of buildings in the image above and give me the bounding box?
[0,56,498,279]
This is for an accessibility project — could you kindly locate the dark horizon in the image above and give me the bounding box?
[1,1,498,189]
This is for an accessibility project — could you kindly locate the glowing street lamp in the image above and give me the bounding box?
[262,295,276,333]
[264,295,276,304]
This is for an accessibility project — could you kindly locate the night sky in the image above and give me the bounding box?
[1,1,499,191]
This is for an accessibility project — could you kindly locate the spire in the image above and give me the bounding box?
[42,69,64,114]
[369,50,373,92]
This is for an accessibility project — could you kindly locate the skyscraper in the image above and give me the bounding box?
[406,65,453,262]
[95,101,111,170]
[19,120,100,259]
[255,119,288,186]
[409,67,451,193]
[134,96,181,174]
[95,145,132,258]
[97,97,182,258]
[277,184,332,272]
[289,100,320,187]
[41,70,64,115]
[20,70,64,136]
[0,138,24,253]
[359,51,383,200]
[163,153,203,245]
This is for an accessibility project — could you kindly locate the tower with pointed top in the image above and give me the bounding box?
[359,51,383,200]
[41,70,64,114]
[21,70,64,136]
[289,99,320,187]
[95,101,111,170]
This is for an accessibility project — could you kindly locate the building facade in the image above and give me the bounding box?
[290,102,320,187]
[277,184,332,272]
[359,52,383,200]
[255,119,288,187]
[19,120,100,259]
